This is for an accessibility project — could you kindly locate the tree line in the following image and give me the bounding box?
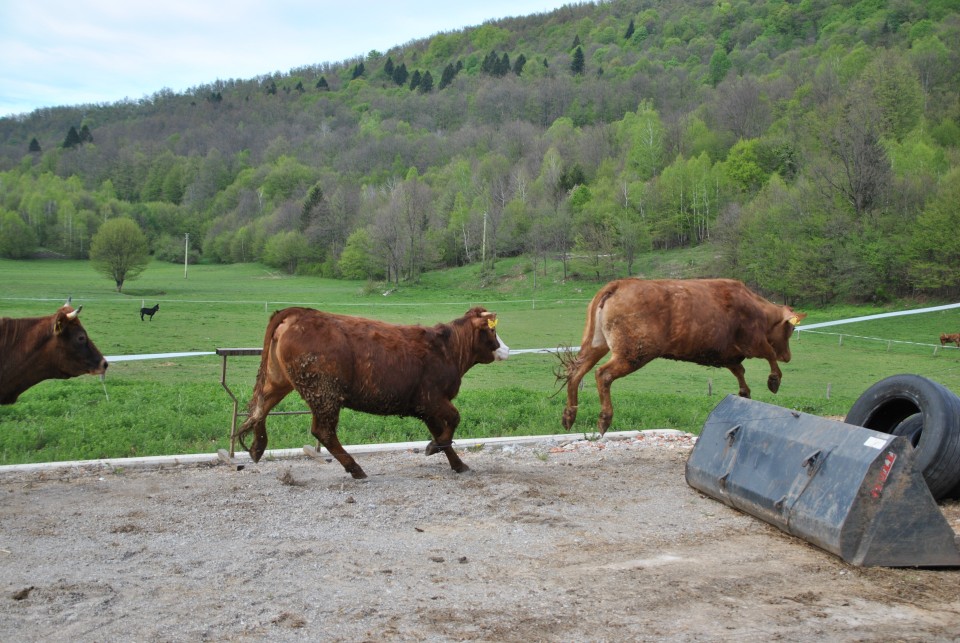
[1,0,959,303]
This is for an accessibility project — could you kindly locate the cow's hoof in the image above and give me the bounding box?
[425,440,452,456]
[767,375,781,394]
[349,467,368,480]
[598,412,612,434]
[561,408,577,431]
[452,462,470,474]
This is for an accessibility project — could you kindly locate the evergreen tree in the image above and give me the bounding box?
[572,35,581,48]
[499,53,511,77]
[28,138,41,153]
[409,69,422,91]
[62,126,81,149]
[302,183,325,229]
[384,57,394,77]
[419,70,434,93]
[265,81,277,95]
[438,63,457,90]
[570,46,585,75]
[393,63,408,86]
[351,62,365,79]
[79,124,93,143]
[481,50,498,74]
[316,76,329,90]
[625,18,635,39]
[513,53,527,76]
[294,80,304,93]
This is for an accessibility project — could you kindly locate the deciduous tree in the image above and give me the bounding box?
[89,217,150,292]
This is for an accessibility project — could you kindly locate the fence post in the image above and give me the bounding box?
[826,383,832,399]
[708,379,713,396]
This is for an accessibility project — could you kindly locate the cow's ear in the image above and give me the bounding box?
[785,310,807,326]
[54,311,67,335]
[478,310,497,330]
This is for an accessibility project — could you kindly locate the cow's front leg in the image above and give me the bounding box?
[594,355,646,435]
[766,362,783,394]
[308,407,366,479]
[423,404,468,473]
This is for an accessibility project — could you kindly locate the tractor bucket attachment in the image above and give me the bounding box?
[686,395,960,567]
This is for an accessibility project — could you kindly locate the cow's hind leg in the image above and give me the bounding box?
[727,363,752,397]
[422,402,468,473]
[595,354,648,435]
[238,377,293,463]
[561,345,609,431]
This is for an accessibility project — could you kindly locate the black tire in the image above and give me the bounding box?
[892,413,924,448]
[845,374,960,500]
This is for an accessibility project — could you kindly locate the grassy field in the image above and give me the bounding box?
[2,257,960,465]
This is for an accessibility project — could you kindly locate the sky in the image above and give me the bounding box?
[0,0,569,119]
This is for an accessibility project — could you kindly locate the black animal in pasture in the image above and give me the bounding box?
[140,304,160,321]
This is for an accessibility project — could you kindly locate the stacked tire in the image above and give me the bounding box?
[845,374,960,500]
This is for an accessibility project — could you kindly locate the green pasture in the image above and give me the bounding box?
[2,258,960,465]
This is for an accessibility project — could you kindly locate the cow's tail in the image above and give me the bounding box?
[552,343,578,396]
[552,281,617,394]
[235,309,289,453]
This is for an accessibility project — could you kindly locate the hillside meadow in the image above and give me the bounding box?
[2,258,960,465]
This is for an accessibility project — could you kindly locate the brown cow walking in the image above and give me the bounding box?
[558,278,805,434]
[236,306,509,478]
[0,303,108,404]
[940,333,960,347]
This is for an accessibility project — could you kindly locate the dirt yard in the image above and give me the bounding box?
[1,432,959,642]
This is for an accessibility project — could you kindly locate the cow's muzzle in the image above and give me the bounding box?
[494,335,510,361]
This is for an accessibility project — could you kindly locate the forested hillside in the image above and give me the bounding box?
[1,0,958,303]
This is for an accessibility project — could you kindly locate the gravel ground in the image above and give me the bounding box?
[1,431,959,642]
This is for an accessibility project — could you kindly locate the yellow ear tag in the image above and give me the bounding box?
[487,318,498,330]
[789,315,800,326]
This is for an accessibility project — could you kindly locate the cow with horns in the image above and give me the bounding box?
[0,302,108,404]
[558,278,805,434]
[236,306,509,478]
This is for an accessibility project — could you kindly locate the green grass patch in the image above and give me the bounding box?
[2,258,960,464]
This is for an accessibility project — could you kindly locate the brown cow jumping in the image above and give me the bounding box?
[940,333,960,347]
[0,303,108,404]
[236,306,509,478]
[558,278,805,434]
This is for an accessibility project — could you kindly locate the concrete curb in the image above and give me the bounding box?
[0,430,694,476]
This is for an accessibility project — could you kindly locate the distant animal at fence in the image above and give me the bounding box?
[0,303,108,404]
[236,306,510,478]
[140,304,159,321]
[940,333,960,347]
[557,278,806,434]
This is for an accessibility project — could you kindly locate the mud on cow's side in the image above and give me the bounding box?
[558,278,805,434]
[236,306,509,479]
[0,303,108,405]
